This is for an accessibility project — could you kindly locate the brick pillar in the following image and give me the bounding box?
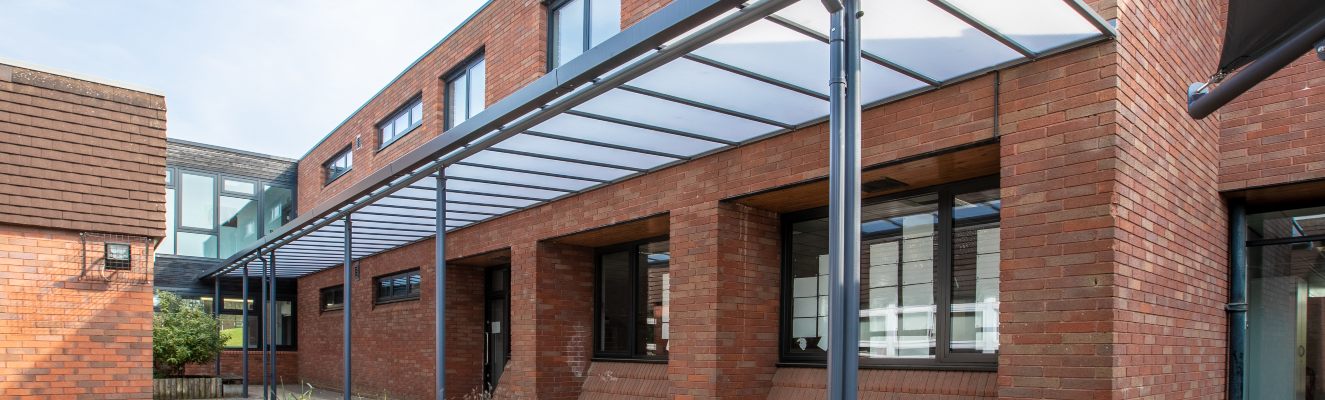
[498,241,594,400]
[668,202,781,399]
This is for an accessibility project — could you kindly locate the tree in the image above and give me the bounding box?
[153,290,228,377]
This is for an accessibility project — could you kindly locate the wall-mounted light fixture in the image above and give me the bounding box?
[104,242,132,270]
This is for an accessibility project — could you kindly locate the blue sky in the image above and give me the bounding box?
[0,0,488,158]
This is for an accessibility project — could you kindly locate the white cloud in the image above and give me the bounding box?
[0,0,488,158]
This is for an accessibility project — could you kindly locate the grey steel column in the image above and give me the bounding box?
[1228,201,1247,400]
[268,251,278,399]
[259,257,269,400]
[343,216,353,400]
[242,264,250,399]
[214,278,222,377]
[826,0,862,398]
[435,171,447,400]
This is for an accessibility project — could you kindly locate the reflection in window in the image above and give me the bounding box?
[158,187,176,255]
[180,172,215,229]
[550,0,620,68]
[783,182,999,366]
[325,147,352,183]
[177,231,217,258]
[447,57,486,129]
[321,285,344,311]
[379,98,424,148]
[223,179,255,195]
[597,239,669,359]
[1247,205,1325,399]
[263,185,294,235]
[375,269,422,303]
[219,196,259,258]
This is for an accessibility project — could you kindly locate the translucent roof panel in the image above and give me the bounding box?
[465,150,635,182]
[858,0,1023,81]
[692,18,832,96]
[572,89,782,143]
[445,163,599,192]
[627,57,828,126]
[532,113,727,157]
[491,134,676,170]
[946,0,1103,53]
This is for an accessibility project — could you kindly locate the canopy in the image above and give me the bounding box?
[203,0,1114,279]
[1220,0,1325,73]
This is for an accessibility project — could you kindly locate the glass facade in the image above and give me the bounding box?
[1246,205,1325,399]
[597,238,670,359]
[783,180,999,367]
[157,167,295,259]
[194,294,294,349]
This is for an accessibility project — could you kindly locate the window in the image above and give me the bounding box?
[374,269,422,304]
[325,147,353,184]
[321,285,345,311]
[263,185,294,235]
[1244,205,1325,398]
[158,168,294,258]
[549,0,620,68]
[596,239,670,360]
[158,170,176,255]
[179,172,215,229]
[782,178,1000,368]
[379,97,424,149]
[196,292,294,349]
[446,56,486,129]
[222,178,256,195]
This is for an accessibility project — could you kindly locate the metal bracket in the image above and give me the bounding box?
[1225,302,1248,312]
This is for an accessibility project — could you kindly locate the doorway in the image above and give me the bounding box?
[484,265,511,391]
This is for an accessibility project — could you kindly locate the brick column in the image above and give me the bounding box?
[498,241,595,400]
[668,202,781,399]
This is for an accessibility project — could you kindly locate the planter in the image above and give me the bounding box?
[153,376,222,400]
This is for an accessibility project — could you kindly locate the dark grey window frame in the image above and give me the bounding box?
[377,95,425,150]
[160,166,295,259]
[324,146,353,185]
[546,0,619,71]
[778,176,1000,371]
[373,268,423,304]
[592,236,670,362]
[320,285,345,312]
[192,287,298,351]
[443,52,486,130]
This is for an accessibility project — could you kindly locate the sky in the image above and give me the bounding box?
[0,0,489,159]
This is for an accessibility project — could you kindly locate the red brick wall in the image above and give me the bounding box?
[667,202,781,399]
[295,239,485,400]
[1219,51,1325,191]
[0,62,167,238]
[495,242,595,400]
[0,225,154,399]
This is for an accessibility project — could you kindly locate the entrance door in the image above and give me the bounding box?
[484,265,511,391]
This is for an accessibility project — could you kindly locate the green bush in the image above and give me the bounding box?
[153,290,228,377]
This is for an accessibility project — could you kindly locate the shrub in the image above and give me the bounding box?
[153,290,228,377]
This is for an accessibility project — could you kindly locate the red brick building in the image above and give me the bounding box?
[193,0,1325,399]
[0,59,167,398]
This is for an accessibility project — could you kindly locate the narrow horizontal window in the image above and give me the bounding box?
[378,97,424,149]
[321,285,344,311]
[374,269,422,304]
[324,147,353,184]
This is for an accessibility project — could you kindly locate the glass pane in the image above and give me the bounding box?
[219,314,259,349]
[263,185,294,235]
[394,112,410,134]
[179,172,215,229]
[223,179,255,195]
[468,59,486,117]
[1249,205,1325,240]
[158,188,175,255]
[860,193,938,359]
[222,297,254,311]
[219,196,259,258]
[949,189,1000,354]
[573,89,780,143]
[599,250,631,354]
[1247,241,1325,399]
[177,232,218,258]
[274,300,294,346]
[410,100,425,126]
[588,0,620,47]
[449,73,469,127]
[165,169,173,186]
[628,57,828,125]
[859,0,1021,81]
[787,218,830,356]
[554,0,586,67]
[946,0,1102,53]
[637,240,669,358]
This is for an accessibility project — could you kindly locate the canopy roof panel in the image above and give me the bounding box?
[212,0,1113,278]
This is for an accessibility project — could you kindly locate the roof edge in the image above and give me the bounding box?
[0,56,165,96]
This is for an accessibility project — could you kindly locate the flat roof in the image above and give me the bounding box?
[205,0,1115,279]
[0,56,164,96]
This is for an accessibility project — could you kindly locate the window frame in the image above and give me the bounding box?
[159,167,295,259]
[191,286,298,351]
[320,285,345,312]
[546,0,619,70]
[324,146,353,185]
[443,52,486,130]
[777,176,999,370]
[377,95,424,150]
[592,236,671,362]
[373,268,423,305]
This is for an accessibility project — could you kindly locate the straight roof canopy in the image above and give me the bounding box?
[203,0,1114,279]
